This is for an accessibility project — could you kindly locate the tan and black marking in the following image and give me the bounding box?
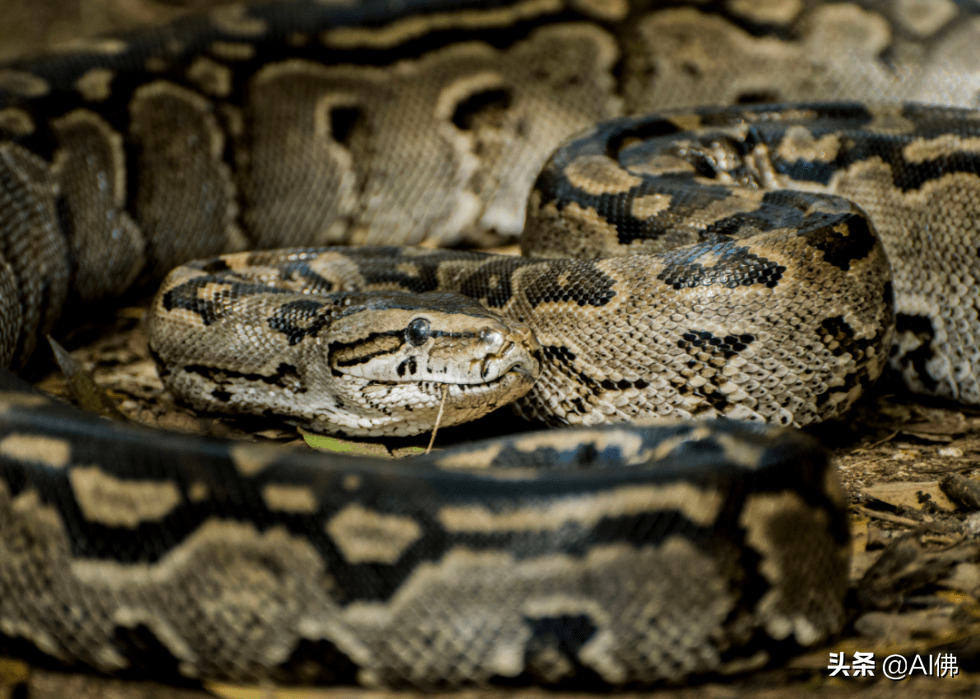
[0,394,846,687]
[2,0,980,690]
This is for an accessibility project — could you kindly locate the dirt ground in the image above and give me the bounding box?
[1,0,979,697]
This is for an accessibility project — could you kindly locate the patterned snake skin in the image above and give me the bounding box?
[1,0,980,689]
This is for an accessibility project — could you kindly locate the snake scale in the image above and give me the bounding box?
[1,0,980,689]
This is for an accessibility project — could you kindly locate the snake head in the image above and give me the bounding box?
[149,271,541,438]
[313,291,541,436]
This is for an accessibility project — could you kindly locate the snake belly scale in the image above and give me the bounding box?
[0,0,979,689]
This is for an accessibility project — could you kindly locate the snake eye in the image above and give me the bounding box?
[405,317,431,347]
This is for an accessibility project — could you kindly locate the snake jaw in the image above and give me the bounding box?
[299,363,536,437]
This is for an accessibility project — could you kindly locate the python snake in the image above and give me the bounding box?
[1,0,979,689]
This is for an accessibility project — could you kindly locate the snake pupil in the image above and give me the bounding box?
[406,318,431,346]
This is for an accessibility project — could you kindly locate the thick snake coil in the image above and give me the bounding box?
[1,0,979,689]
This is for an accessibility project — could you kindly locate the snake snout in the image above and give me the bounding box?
[478,326,505,353]
[480,323,542,383]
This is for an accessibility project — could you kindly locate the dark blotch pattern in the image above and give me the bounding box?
[818,315,863,357]
[455,257,534,309]
[329,106,364,147]
[346,247,479,293]
[200,258,230,274]
[184,362,305,389]
[657,241,785,290]
[599,377,650,391]
[267,260,337,293]
[802,213,877,271]
[267,298,330,346]
[893,312,939,392]
[521,261,616,309]
[330,329,404,368]
[451,88,512,131]
[397,356,417,377]
[270,638,360,685]
[813,315,881,405]
[521,614,597,683]
[162,277,292,326]
[677,330,755,359]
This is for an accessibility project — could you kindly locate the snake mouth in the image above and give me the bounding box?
[480,361,536,386]
[355,358,536,396]
[378,366,535,390]
[347,346,537,389]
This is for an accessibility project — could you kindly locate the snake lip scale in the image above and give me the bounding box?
[1,0,979,689]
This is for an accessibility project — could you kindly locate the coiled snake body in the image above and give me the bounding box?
[1,0,979,689]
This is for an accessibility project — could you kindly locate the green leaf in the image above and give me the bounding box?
[300,428,392,457]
